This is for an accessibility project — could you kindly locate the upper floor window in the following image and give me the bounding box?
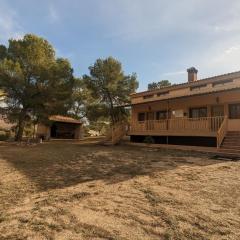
[190,84,207,91]
[157,91,169,97]
[138,112,145,121]
[189,107,207,118]
[229,104,240,119]
[212,79,233,87]
[143,94,154,99]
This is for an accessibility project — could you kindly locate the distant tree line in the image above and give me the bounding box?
[148,80,171,90]
[0,34,138,141]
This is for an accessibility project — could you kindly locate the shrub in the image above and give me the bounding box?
[143,136,155,144]
[0,134,8,141]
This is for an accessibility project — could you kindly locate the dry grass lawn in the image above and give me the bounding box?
[0,140,239,240]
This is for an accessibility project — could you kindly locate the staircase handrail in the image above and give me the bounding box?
[217,116,228,149]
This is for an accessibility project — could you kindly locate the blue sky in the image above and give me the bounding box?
[1,0,240,91]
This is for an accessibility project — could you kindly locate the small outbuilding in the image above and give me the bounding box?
[36,115,83,140]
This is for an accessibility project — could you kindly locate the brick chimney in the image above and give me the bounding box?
[187,67,198,83]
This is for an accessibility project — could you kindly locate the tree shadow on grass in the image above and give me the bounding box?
[0,141,224,192]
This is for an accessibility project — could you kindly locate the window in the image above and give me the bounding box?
[156,111,167,120]
[229,104,240,119]
[138,112,145,121]
[189,107,207,118]
[157,91,169,97]
[172,109,184,118]
[212,79,233,87]
[190,84,207,91]
[143,94,154,99]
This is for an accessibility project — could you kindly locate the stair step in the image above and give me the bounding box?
[222,145,240,148]
[222,139,240,143]
[221,145,240,149]
[220,147,240,152]
[220,131,240,150]
[226,136,240,138]
[223,139,240,142]
[225,136,240,137]
[222,144,240,149]
[219,149,240,157]
[226,135,240,139]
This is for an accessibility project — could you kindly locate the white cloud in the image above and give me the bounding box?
[224,45,240,55]
[181,42,240,81]
[0,3,24,43]
[100,0,239,41]
[48,4,60,23]
[163,71,185,76]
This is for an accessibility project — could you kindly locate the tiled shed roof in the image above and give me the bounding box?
[49,115,82,124]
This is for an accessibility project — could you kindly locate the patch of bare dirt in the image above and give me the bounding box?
[0,141,239,239]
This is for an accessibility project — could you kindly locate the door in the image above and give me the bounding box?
[211,105,224,117]
[228,103,240,131]
[211,105,224,131]
[146,112,154,130]
[50,123,57,138]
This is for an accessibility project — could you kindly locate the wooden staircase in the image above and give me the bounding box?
[220,131,240,155]
[102,122,128,146]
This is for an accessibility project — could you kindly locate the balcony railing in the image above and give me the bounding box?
[130,116,225,134]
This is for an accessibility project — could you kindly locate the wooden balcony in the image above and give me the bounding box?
[129,116,225,137]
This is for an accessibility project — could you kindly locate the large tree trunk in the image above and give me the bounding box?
[15,110,26,141]
[106,91,116,125]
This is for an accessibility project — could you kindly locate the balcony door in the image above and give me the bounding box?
[146,112,154,130]
[211,105,224,131]
[211,105,224,117]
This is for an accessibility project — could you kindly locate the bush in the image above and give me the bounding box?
[0,134,8,141]
[143,136,155,144]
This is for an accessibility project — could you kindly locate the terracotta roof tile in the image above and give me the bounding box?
[49,115,82,124]
[132,70,240,97]
[131,86,240,106]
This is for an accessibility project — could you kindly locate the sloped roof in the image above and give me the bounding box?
[49,115,82,124]
[131,70,240,98]
[131,86,240,106]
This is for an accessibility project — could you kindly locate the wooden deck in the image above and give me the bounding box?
[129,116,224,138]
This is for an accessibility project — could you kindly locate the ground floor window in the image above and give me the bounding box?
[189,107,207,118]
[172,109,184,118]
[229,103,240,119]
[156,111,167,120]
[138,112,145,121]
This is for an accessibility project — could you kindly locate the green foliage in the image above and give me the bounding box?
[87,120,110,135]
[143,136,155,144]
[83,57,138,124]
[0,34,75,141]
[0,45,7,60]
[0,131,9,141]
[68,78,92,120]
[148,80,171,90]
